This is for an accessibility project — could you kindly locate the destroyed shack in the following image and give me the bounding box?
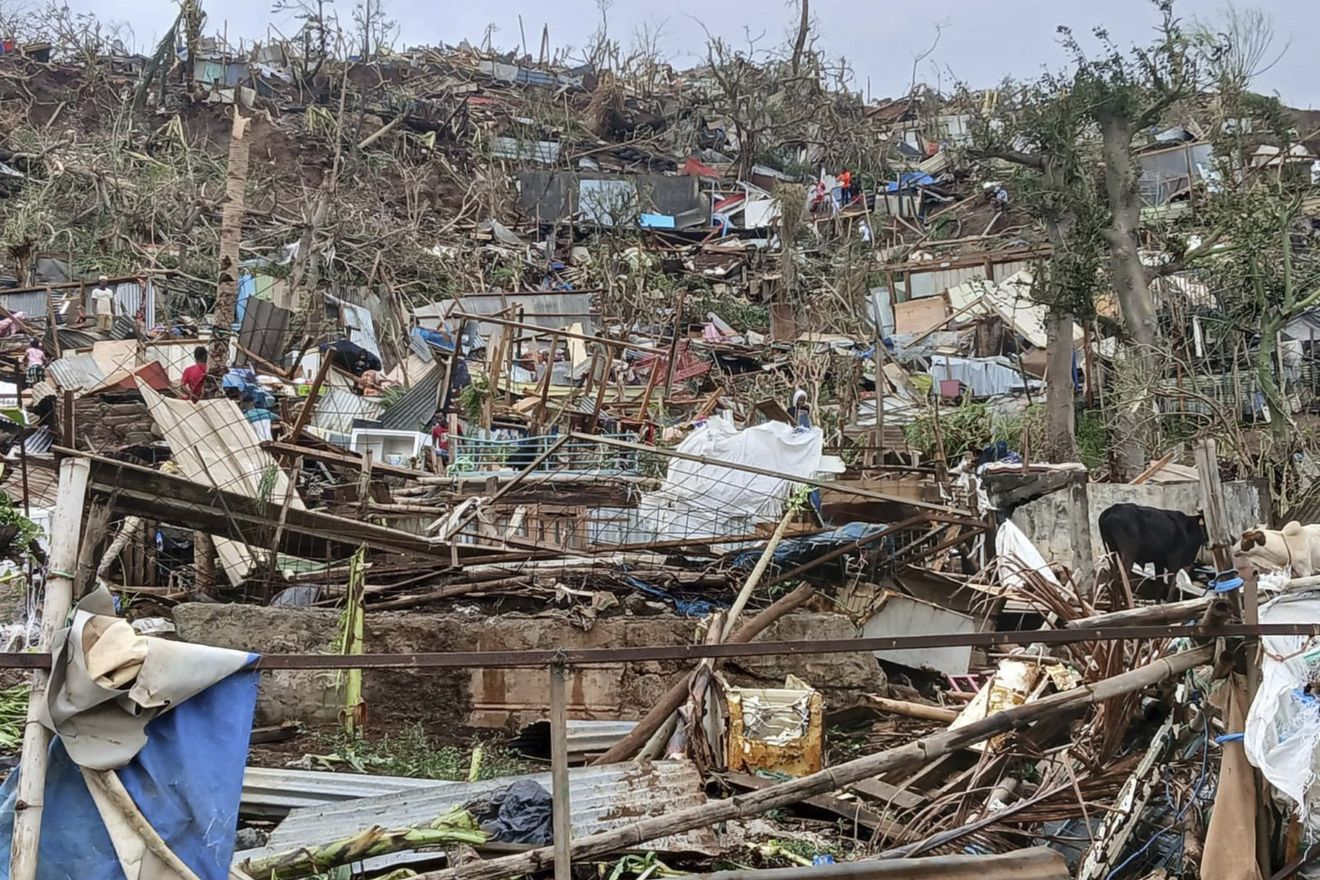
[0,10,1315,880]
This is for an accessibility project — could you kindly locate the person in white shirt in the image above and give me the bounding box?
[90,275,114,332]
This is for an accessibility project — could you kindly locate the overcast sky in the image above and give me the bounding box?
[64,0,1314,109]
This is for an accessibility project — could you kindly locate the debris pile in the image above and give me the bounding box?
[0,5,1316,879]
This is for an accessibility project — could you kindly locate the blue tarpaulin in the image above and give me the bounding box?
[730,522,893,573]
[0,664,259,880]
[235,272,257,329]
[623,575,724,617]
[884,173,936,193]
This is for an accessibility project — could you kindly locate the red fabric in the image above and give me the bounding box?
[181,363,207,401]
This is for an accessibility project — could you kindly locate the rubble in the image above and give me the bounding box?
[0,4,1315,880]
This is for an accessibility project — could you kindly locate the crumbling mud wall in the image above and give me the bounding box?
[173,605,884,729]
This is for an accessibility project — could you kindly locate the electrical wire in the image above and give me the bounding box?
[1105,694,1213,880]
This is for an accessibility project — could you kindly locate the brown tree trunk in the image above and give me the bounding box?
[790,0,810,74]
[211,110,251,372]
[1044,310,1078,462]
[1098,111,1155,478]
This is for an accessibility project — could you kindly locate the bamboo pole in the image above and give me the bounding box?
[592,583,815,766]
[866,696,959,723]
[10,457,90,880]
[96,516,143,580]
[419,644,1213,880]
[82,768,203,880]
[549,663,571,880]
[666,848,1068,880]
[1061,595,1222,629]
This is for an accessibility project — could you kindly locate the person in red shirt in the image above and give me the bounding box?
[181,346,208,401]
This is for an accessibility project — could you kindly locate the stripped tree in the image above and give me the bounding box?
[968,75,1104,462]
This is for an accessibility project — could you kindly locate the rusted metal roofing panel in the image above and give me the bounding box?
[242,760,719,860]
[47,354,106,392]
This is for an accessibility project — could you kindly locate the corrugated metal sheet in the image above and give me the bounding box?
[512,719,638,760]
[491,136,560,164]
[56,328,99,350]
[237,296,292,366]
[21,428,55,456]
[107,280,157,327]
[310,388,384,435]
[0,290,53,317]
[337,299,380,359]
[242,766,440,814]
[326,292,382,360]
[415,291,595,337]
[240,760,718,862]
[379,364,441,432]
[47,354,106,391]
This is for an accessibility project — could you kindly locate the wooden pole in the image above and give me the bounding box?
[10,457,90,880]
[549,663,572,880]
[663,293,686,399]
[288,353,335,441]
[592,583,815,766]
[420,645,1213,880]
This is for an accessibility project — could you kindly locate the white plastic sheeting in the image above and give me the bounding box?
[634,414,823,542]
[995,519,1061,590]
[1245,591,1320,827]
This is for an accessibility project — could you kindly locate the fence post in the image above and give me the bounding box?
[10,457,90,880]
[550,662,572,880]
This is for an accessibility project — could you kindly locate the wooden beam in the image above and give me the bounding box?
[287,353,334,441]
[550,663,572,880]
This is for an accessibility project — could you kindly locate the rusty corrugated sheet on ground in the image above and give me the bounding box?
[237,760,721,863]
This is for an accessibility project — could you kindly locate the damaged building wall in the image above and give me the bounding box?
[172,605,884,728]
[516,171,704,225]
[1011,476,1095,587]
[1087,479,1266,563]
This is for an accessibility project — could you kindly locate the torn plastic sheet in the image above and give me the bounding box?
[0,667,258,880]
[1245,591,1320,828]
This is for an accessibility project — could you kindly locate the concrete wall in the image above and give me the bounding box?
[173,606,884,730]
[1007,477,1265,586]
[1011,478,1093,586]
[1087,480,1264,561]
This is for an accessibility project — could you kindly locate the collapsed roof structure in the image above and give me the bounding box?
[0,15,1315,880]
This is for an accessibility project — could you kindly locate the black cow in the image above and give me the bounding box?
[1098,503,1208,602]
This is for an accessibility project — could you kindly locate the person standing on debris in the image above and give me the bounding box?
[24,339,45,386]
[181,346,208,401]
[838,169,854,206]
[91,275,115,332]
[788,388,812,428]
